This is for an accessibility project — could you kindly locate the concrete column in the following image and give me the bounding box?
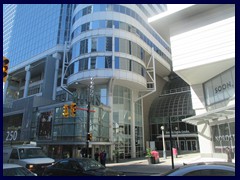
[23,65,31,98]
[198,121,214,157]
[131,90,137,158]
[108,78,114,161]
[3,79,9,103]
[52,53,61,100]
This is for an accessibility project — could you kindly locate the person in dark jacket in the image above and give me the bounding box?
[94,151,99,161]
[100,150,106,166]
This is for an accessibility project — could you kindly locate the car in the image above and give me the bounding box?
[3,163,37,176]
[43,158,125,176]
[160,162,235,176]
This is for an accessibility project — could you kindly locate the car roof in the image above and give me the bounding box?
[3,164,23,169]
[162,161,235,176]
[12,145,40,148]
[183,161,235,168]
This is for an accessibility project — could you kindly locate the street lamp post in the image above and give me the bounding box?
[175,127,180,155]
[169,116,174,169]
[86,78,94,158]
[161,126,166,159]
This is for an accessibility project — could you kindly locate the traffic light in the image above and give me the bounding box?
[62,104,69,117]
[3,56,9,82]
[70,102,77,117]
[87,132,92,141]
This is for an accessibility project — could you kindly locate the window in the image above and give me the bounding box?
[79,58,88,71]
[90,57,96,69]
[91,38,97,52]
[106,37,112,51]
[106,20,113,28]
[105,56,112,68]
[97,37,105,52]
[115,57,119,69]
[96,57,105,69]
[80,39,88,54]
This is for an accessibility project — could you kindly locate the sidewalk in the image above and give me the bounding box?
[106,152,203,167]
[106,153,231,171]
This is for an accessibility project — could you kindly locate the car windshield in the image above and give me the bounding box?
[3,167,35,176]
[77,159,105,171]
[19,148,47,159]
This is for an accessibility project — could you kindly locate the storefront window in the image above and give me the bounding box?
[204,67,235,106]
[212,122,235,154]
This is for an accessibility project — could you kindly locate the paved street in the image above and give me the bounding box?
[106,152,230,176]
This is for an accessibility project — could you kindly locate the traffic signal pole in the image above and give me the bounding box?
[86,100,90,158]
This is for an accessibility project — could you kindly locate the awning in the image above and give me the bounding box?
[182,104,235,125]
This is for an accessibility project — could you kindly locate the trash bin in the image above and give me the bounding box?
[172,148,178,158]
[151,151,160,163]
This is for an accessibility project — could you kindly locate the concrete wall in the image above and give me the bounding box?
[170,5,235,71]
[190,84,206,115]
[197,121,214,156]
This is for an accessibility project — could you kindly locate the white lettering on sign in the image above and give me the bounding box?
[215,81,234,94]
[215,134,235,142]
[6,130,18,141]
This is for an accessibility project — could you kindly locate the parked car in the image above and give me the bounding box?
[4,142,54,175]
[160,162,235,176]
[43,158,125,176]
[3,163,37,176]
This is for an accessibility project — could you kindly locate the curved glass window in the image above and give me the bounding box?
[72,4,171,53]
[71,36,147,63]
[149,76,196,142]
[68,56,145,77]
[71,19,171,64]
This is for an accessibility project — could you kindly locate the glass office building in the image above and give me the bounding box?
[3,4,172,160]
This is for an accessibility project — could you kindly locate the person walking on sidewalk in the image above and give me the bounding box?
[100,150,107,166]
[226,147,232,163]
[94,150,99,161]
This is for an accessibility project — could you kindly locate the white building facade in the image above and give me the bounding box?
[150,4,235,160]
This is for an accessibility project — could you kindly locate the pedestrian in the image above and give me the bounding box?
[100,150,106,166]
[226,147,232,163]
[94,151,99,161]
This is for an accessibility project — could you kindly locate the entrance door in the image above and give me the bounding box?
[180,141,185,151]
[186,140,198,151]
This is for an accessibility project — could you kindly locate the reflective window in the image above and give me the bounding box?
[79,58,88,71]
[72,4,171,54]
[96,57,105,69]
[6,4,64,68]
[91,38,97,52]
[74,61,79,73]
[98,37,105,52]
[204,67,235,106]
[90,57,96,69]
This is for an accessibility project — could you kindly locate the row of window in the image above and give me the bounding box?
[71,19,170,63]
[72,4,171,53]
[68,56,146,77]
[72,36,152,64]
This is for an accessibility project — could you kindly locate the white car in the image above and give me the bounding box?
[160,162,235,176]
[3,164,37,176]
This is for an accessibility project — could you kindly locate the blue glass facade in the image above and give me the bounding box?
[4,4,68,68]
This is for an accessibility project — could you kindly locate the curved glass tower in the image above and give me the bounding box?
[67,4,171,158]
